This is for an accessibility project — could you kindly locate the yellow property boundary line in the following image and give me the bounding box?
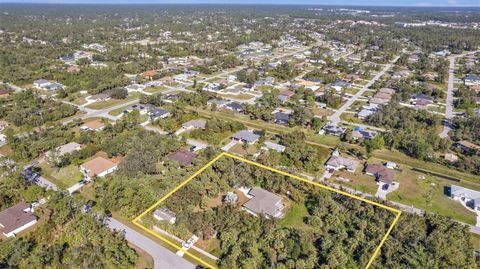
[132,152,401,269]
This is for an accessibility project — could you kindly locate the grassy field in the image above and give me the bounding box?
[372,149,480,185]
[38,162,83,189]
[144,86,167,94]
[219,93,255,100]
[331,170,379,195]
[340,113,364,124]
[387,168,477,225]
[86,93,140,110]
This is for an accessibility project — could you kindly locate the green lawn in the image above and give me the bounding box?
[280,202,308,228]
[108,105,130,116]
[86,93,140,110]
[372,149,480,185]
[332,170,378,195]
[38,163,83,189]
[144,86,167,94]
[387,168,477,225]
[340,113,364,124]
[470,234,480,251]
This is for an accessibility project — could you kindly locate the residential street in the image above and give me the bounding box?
[439,56,455,138]
[106,218,196,269]
[328,55,400,124]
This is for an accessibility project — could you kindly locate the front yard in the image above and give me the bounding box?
[38,162,83,189]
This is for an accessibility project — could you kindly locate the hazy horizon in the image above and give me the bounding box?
[1,0,480,7]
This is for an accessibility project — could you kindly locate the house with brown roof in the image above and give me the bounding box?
[80,120,105,132]
[242,187,285,219]
[365,164,396,185]
[456,140,480,154]
[0,202,37,238]
[143,70,158,79]
[80,156,118,180]
[167,149,196,166]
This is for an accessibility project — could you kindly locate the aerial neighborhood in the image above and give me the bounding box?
[0,3,479,269]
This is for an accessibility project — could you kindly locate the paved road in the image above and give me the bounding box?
[439,50,480,138]
[439,57,456,138]
[328,56,400,124]
[107,218,196,269]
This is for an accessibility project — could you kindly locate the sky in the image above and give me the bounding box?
[2,0,480,7]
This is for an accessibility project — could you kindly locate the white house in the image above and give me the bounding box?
[0,202,37,238]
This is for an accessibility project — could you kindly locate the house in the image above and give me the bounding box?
[182,119,206,130]
[225,102,244,112]
[232,130,260,144]
[33,79,64,91]
[242,187,285,219]
[144,80,163,87]
[456,140,480,154]
[207,99,229,108]
[263,141,286,153]
[357,104,379,120]
[450,185,480,212]
[331,79,351,92]
[167,149,196,166]
[410,93,433,107]
[153,208,176,224]
[351,129,377,140]
[365,164,396,185]
[143,70,158,79]
[149,108,171,121]
[124,104,154,115]
[80,120,105,132]
[88,93,111,102]
[444,153,459,163]
[321,124,346,136]
[277,90,295,103]
[0,202,37,238]
[125,84,146,92]
[46,142,81,160]
[80,156,118,180]
[464,74,480,86]
[274,112,291,125]
[325,155,359,172]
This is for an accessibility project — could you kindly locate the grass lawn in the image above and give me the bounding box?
[470,234,480,251]
[305,133,339,148]
[144,86,167,94]
[193,108,294,135]
[279,202,309,228]
[108,105,129,116]
[387,168,477,225]
[86,93,141,110]
[340,113,364,124]
[229,143,258,156]
[313,108,334,117]
[332,170,379,195]
[372,149,480,186]
[38,163,83,189]
[220,93,255,100]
